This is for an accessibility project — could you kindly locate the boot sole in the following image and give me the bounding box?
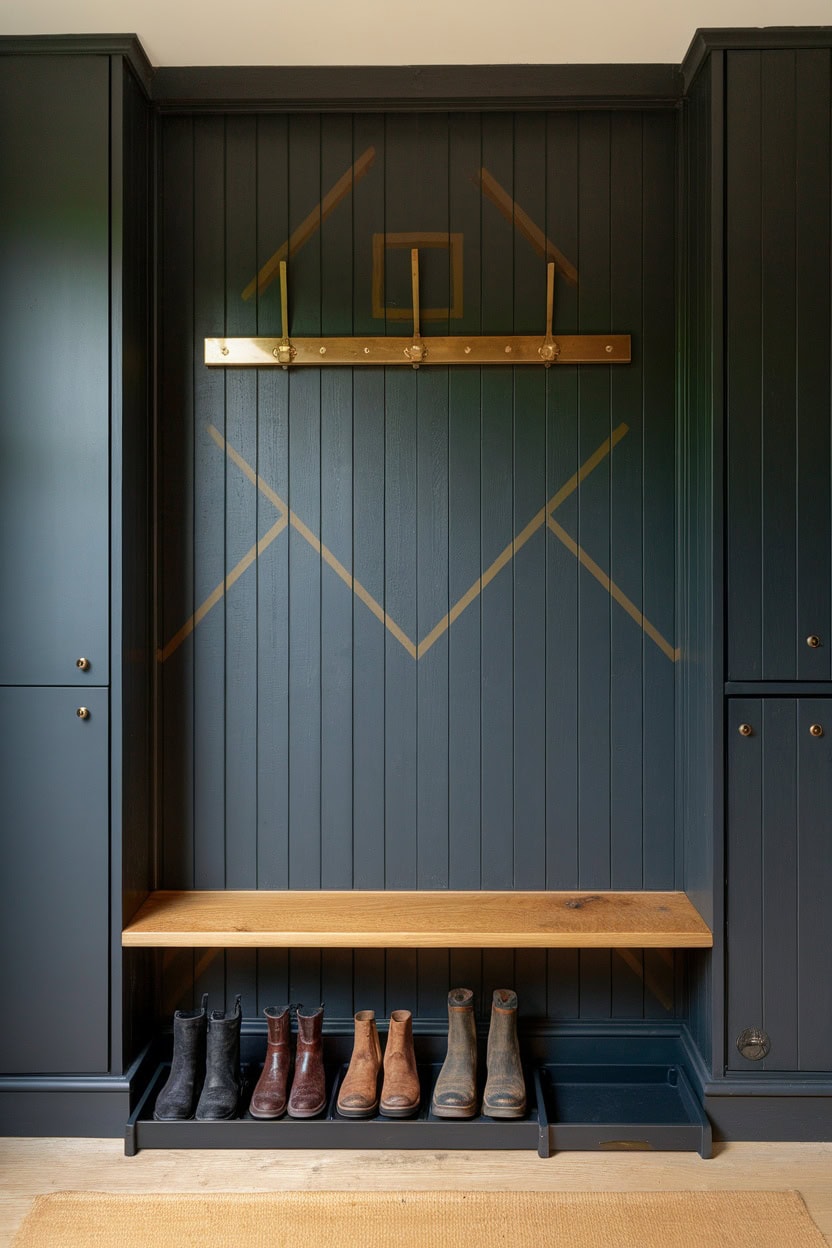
[379,1102,420,1118]
[482,1104,527,1119]
[286,1103,327,1118]
[248,1106,287,1119]
[152,1112,195,1122]
[336,1104,379,1118]
[431,1102,478,1119]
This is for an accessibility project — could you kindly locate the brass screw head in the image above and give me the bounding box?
[810,723,824,737]
[738,723,753,737]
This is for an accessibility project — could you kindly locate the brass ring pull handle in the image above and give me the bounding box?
[807,635,821,649]
[738,723,753,737]
[76,657,90,671]
[76,707,90,720]
[810,723,824,738]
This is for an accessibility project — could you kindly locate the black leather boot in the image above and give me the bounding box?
[195,994,242,1121]
[154,994,208,1121]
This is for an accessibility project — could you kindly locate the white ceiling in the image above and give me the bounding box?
[1,0,830,66]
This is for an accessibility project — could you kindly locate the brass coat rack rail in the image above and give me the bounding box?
[205,253,631,370]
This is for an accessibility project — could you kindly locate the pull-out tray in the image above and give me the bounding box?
[535,1064,712,1158]
[126,1058,710,1158]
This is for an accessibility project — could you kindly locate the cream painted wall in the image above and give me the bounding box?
[0,0,830,66]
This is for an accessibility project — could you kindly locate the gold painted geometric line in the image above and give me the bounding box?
[478,167,579,285]
[207,424,417,660]
[547,516,680,663]
[416,423,629,658]
[158,514,287,663]
[160,419,678,667]
[242,146,377,303]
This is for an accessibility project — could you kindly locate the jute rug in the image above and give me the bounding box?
[11,1189,827,1247]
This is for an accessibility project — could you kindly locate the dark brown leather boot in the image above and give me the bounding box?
[432,988,478,1118]
[380,1009,420,1118]
[482,988,526,1118]
[336,1010,382,1118]
[249,1005,291,1119]
[287,1005,326,1118]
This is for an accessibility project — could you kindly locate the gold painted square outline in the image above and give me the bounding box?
[372,232,464,321]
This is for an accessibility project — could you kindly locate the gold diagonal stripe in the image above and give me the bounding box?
[242,146,377,302]
[478,167,578,285]
[208,425,418,660]
[547,423,629,515]
[207,425,286,515]
[416,425,629,659]
[547,516,680,663]
[158,515,287,663]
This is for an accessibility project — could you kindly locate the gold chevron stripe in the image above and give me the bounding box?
[478,167,579,285]
[158,514,287,663]
[161,420,678,666]
[547,516,680,663]
[416,424,629,658]
[242,146,377,303]
[207,425,417,659]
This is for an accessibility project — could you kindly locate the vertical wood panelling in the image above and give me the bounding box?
[677,58,718,1065]
[158,108,677,1025]
[160,117,195,896]
[726,53,763,680]
[545,112,580,895]
[728,699,832,1073]
[576,112,613,1019]
[796,700,832,1069]
[795,52,832,681]
[726,49,832,681]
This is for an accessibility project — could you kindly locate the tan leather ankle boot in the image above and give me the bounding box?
[380,1009,420,1118]
[482,988,526,1118]
[336,1010,382,1118]
[249,1005,291,1119]
[432,987,478,1118]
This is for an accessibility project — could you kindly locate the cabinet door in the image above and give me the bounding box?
[725,50,832,680]
[0,56,110,685]
[0,687,109,1073]
[727,698,832,1072]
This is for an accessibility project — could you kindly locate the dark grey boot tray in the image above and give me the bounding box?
[126,1061,541,1155]
[536,1064,712,1159]
[126,1059,709,1157]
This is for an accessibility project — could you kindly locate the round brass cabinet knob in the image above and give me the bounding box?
[76,707,90,720]
[737,1027,770,1061]
[738,723,753,737]
[76,657,90,671]
[810,723,824,738]
[807,634,822,648]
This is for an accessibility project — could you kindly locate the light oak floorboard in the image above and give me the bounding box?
[1,1139,830,1246]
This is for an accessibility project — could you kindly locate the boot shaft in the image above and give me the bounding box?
[263,1004,291,1050]
[384,1009,414,1059]
[205,994,241,1080]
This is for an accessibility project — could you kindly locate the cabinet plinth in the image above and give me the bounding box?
[122,890,712,949]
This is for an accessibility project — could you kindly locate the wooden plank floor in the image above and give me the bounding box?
[1,1139,830,1246]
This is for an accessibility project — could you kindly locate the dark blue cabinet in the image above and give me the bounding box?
[727,699,832,1072]
[725,49,832,681]
[0,56,111,686]
[0,687,110,1073]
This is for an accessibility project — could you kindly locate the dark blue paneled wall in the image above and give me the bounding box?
[157,109,678,1023]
